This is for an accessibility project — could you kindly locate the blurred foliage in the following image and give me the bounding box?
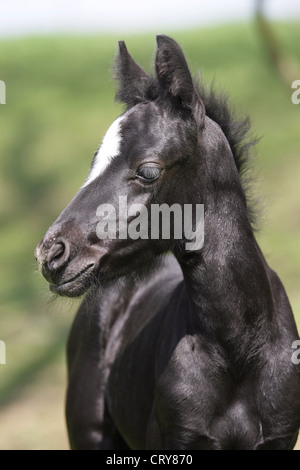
[255,0,300,86]
[0,22,299,449]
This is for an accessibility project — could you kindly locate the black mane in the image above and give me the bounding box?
[196,79,258,228]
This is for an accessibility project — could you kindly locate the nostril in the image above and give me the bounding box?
[51,242,65,260]
[47,241,69,270]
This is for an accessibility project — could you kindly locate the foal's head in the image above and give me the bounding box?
[35,35,246,297]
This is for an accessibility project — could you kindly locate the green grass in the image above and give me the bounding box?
[0,22,299,449]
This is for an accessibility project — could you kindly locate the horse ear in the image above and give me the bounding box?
[155,35,205,126]
[114,41,152,107]
[156,35,193,105]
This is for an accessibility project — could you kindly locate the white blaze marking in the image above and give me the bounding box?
[82,115,124,188]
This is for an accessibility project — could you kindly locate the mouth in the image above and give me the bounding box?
[50,263,95,297]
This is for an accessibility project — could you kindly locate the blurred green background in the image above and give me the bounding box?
[0,20,299,449]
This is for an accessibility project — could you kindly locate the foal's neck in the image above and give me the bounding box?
[177,122,274,356]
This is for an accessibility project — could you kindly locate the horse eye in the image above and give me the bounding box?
[136,165,162,182]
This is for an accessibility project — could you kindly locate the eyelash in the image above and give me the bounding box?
[135,165,162,182]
